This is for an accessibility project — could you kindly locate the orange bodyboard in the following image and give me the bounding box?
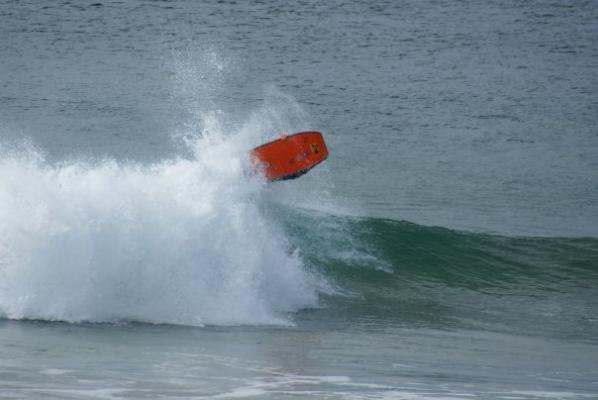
[251,131,329,181]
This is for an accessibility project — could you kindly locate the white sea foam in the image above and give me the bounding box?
[0,46,336,326]
[0,124,323,326]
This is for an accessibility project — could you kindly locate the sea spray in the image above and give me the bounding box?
[0,45,340,326]
[0,135,321,325]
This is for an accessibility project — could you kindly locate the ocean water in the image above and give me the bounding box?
[1,0,597,399]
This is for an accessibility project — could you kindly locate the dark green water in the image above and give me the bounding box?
[285,213,598,340]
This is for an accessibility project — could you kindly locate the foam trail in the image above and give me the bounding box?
[0,135,320,326]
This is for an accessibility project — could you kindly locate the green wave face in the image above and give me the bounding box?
[276,207,598,341]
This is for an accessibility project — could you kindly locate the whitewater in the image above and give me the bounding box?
[0,126,325,326]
